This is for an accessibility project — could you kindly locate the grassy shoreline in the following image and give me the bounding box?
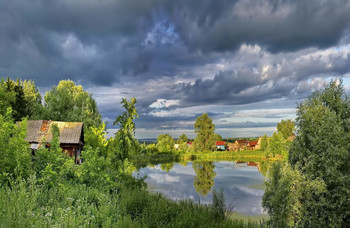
[131,150,281,166]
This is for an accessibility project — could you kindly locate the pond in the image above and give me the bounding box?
[133,160,269,216]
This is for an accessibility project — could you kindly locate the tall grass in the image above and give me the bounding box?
[0,175,268,227]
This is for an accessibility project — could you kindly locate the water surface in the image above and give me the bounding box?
[134,161,267,216]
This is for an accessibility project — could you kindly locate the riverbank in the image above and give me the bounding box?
[131,150,282,167]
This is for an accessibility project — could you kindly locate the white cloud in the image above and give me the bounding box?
[149,99,180,109]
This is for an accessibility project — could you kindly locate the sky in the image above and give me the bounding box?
[1,0,350,139]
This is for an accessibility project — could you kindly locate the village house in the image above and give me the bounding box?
[215,141,226,151]
[248,141,258,150]
[20,120,84,163]
[255,137,262,150]
[187,142,193,148]
[233,139,249,151]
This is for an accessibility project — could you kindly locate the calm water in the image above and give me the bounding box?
[133,161,267,216]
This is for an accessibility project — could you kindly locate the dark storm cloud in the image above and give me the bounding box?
[2,0,350,136]
[174,46,350,107]
[1,0,350,88]
[165,0,350,53]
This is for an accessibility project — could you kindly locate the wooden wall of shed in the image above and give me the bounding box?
[60,144,79,157]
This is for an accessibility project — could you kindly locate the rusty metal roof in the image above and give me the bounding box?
[20,120,83,144]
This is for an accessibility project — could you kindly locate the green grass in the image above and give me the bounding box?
[0,176,268,227]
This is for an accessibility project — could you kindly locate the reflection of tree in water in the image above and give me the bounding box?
[193,162,216,196]
[160,162,175,173]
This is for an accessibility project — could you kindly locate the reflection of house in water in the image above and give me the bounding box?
[20,120,84,163]
[247,162,257,166]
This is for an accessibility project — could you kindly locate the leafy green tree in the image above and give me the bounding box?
[289,79,350,226]
[85,122,108,157]
[0,79,15,117]
[214,133,223,141]
[21,80,44,119]
[193,162,216,196]
[108,98,138,163]
[263,162,327,227]
[146,143,158,154]
[0,78,44,120]
[260,134,268,151]
[157,134,175,152]
[264,79,350,227]
[277,119,295,139]
[44,80,101,129]
[178,142,189,153]
[177,134,188,144]
[3,78,27,121]
[0,108,31,182]
[268,132,287,158]
[193,113,216,152]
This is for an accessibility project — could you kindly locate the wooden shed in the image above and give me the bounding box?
[21,120,84,163]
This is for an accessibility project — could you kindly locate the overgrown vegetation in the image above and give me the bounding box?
[263,79,350,227]
[0,87,260,227]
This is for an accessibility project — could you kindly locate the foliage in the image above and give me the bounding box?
[0,84,268,227]
[194,113,216,152]
[85,122,108,157]
[177,133,188,144]
[264,79,350,227]
[44,80,101,129]
[21,79,44,120]
[193,161,216,196]
[146,143,158,155]
[211,189,226,221]
[260,134,268,151]
[263,162,327,228]
[156,134,175,152]
[268,132,288,158]
[277,119,295,139]
[0,108,31,182]
[214,133,223,141]
[108,97,139,163]
[0,78,44,121]
[178,142,189,152]
[0,79,14,116]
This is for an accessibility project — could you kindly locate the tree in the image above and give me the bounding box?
[214,133,223,141]
[260,134,268,151]
[289,79,350,226]
[21,80,44,120]
[0,79,15,117]
[0,78,44,120]
[85,122,108,157]
[268,132,287,158]
[177,134,188,144]
[157,134,175,152]
[277,119,295,139]
[3,78,27,121]
[44,80,101,129]
[0,108,32,182]
[108,97,138,162]
[193,113,216,152]
[263,79,350,227]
